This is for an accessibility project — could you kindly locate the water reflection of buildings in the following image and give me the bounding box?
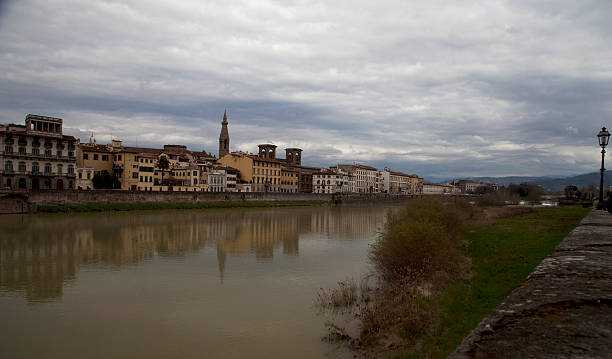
[0,205,391,302]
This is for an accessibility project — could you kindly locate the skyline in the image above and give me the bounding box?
[1,1,611,179]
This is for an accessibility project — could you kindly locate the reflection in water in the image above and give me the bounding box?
[0,205,387,302]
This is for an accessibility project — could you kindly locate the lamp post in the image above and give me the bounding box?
[597,127,610,210]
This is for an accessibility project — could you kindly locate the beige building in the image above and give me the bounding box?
[217,144,284,192]
[381,169,423,194]
[1,114,77,190]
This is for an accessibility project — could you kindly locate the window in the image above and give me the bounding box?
[57,165,62,174]
[31,163,39,174]
[56,150,62,157]
[93,154,98,160]
[67,166,74,174]
[87,171,91,179]
[4,146,13,153]
[132,172,138,179]
[4,161,12,171]
[140,176,143,182]
[32,148,40,155]
[18,147,26,154]
[45,149,52,157]
[193,170,197,176]
[18,162,26,172]
[118,155,122,161]
[102,155,108,161]
[79,172,82,179]
[83,153,88,160]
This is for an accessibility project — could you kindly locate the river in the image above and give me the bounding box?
[0,203,400,359]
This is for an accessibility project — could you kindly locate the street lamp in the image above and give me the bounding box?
[597,127,610,210]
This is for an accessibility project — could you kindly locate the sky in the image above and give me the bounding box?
[1,0,611,180]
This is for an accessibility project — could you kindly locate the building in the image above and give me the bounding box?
[381,169,423,194]
[76,167,94,190]
[1,114,77,190]
[457,180,499,194]
[313,169,354,194]
[280,167,299,193]
[334,163,381,193]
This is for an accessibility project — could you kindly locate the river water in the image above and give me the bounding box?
[0,203,399,359]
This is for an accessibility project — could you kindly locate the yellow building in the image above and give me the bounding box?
[280,168,298,193]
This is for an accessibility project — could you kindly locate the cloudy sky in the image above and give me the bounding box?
[1,0,611,180]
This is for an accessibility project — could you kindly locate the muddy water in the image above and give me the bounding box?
[0,204,399,359]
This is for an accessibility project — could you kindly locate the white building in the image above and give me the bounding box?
[334,164,381,193]
[313,169,354,194]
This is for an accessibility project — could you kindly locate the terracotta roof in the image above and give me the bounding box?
[119,146,162,155]
[79,143,111,153]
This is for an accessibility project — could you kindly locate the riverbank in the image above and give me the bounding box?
[0,190,414,214]
[448,209,612,358]
[319,203,591,358]
[36,200,319,213]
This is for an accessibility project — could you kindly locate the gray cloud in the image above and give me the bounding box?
[1,0,611,178]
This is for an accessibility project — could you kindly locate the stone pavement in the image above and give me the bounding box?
[448,210,612,359]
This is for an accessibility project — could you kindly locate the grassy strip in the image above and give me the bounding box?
[37,201,319,213]
[407,205,591,358]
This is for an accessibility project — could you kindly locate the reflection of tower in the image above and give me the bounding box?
[218,110,230,158]
[217,246,226,282]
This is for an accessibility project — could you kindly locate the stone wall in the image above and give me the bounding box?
[26,190,333,206]
[0,194,36,214]
[0,190,413,213]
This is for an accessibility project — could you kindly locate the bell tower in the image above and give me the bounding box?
[218,110,230,158]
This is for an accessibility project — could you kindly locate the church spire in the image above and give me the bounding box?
[219,110,230,158]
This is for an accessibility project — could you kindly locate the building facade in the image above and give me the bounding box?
[1,114,77,190]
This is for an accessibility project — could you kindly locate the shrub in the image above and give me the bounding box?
[369,198,463,281]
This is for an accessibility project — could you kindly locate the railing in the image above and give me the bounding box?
[0,169,76,177]
[0,150,75,161]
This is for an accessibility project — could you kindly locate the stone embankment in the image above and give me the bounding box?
[449,210,612,359]
[0,190,412,214]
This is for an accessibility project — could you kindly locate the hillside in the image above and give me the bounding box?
[462,172,611,191]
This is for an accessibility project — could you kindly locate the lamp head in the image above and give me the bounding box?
[598,127,610,148]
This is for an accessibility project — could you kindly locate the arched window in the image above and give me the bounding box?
[44,163,52,173]
[57,164,63,174]
[18,162,26,172]
[31,162,39,174]
[4,161,12,171]
[67,165,74,174]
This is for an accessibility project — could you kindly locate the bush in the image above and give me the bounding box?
[369,198,464,281]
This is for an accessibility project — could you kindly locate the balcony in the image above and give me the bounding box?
[0,150,76,162]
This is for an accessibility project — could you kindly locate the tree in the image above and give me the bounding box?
[564,185,579,199]
[157,156,170,185]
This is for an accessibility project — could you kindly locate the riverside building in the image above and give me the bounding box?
[0,114,77,190]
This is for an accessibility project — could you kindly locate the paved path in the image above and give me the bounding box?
[449,209,612,359]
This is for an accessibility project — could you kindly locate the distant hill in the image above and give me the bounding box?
[529,172,611,191]
[462,172,611,191]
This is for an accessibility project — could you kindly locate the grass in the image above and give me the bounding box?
[406,205,591,359]
[37,200,318,213]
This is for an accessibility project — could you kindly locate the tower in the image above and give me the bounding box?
[285,148,302,166]
[218,110,230,158]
